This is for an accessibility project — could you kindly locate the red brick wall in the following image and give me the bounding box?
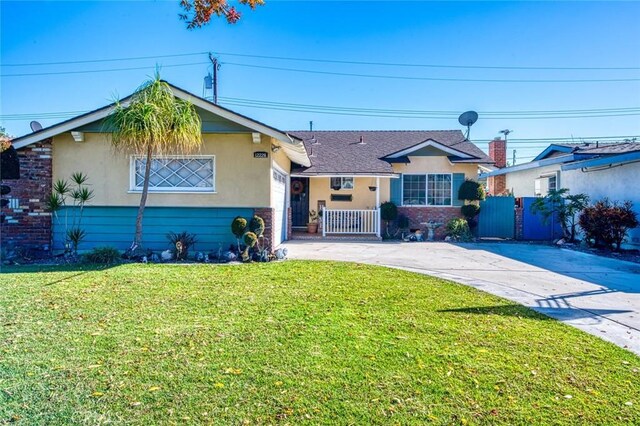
[487,138,507,196]
[488,138,506,168]
[253,207,275,252]
[0,140,53,253]
[398,206,462,240]
[286,207,292,240]
[488,175,507,196]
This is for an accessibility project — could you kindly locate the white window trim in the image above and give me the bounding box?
[401,173,453,207]
[129,155,216,193]
[330,176,355,191]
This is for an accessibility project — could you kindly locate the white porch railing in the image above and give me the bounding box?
[322,208,380,236]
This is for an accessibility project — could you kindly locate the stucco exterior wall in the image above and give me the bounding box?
[504,164,561,197]
[309,177,386,210]
[52,132,272,208]
[391,156,478,179]
[563,163,640,247]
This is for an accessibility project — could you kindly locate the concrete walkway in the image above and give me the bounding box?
[282,240,640,356]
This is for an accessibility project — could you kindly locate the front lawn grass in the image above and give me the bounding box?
[1,261,638,425]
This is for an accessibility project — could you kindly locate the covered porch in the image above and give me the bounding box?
[289,174,394,239]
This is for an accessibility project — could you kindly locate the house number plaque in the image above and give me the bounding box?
[254,151,268,158]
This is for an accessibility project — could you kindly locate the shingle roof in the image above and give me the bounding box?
[288,130,493,175]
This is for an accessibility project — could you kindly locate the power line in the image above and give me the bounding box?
[221,62,640,84]
[0,61,208,77]
[1,51,209,67]
[3,49,639,71]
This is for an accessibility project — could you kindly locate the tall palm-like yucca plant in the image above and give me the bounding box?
[105,76,202,246]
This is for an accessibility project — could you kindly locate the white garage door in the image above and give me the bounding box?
[271,168,288,247]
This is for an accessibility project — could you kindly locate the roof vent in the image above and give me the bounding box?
[359,135,365,145]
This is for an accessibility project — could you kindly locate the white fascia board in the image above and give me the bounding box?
[387,139,473,159]
[480,154,576,178]
[12,106,115,150]
[290,173,399,178]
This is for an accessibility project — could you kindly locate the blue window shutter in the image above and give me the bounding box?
[390,175,402,205]
[452,173,465,206]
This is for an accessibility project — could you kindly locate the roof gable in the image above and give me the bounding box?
[384,138,473,159]
[533,144,575,161]
[11,82,310,166]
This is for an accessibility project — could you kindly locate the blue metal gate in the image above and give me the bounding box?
[478,196,515,239]
[522,197,564,240]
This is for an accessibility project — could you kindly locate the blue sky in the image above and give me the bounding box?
[2,1,639,162]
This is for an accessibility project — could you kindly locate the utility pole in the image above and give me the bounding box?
[512,149,517,166]
[208,53,221,104]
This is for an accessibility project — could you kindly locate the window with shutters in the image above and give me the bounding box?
[402,174,452,206]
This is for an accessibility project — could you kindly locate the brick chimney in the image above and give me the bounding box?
[487,137,507,195]
[488,137,506,168]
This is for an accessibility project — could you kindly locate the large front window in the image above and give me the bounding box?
[131,156,215,192]
[403,174,452,206]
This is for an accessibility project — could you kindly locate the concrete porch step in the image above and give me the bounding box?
[290,232,382,242]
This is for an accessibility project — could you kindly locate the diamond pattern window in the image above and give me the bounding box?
[132,156,215,192]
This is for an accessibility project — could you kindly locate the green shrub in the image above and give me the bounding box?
[249,215,265,237]
[84,246,121,264]
[231,216,247,238]
[167,231,197,260]
[458,180,486,201]
[445,218,472,242]
[578,199,639,251]
[243,231,258,248]
[461,204,480,219]
[380,201,398,222]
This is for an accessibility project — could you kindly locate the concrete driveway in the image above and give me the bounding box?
[282,240,640,356]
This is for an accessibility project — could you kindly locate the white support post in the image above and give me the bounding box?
[322,206,326,237]
[376,207,381,238]
[375,177,380,208]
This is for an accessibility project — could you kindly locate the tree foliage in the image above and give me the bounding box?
[179,0,265,28]
[531,188,589,242]
[105,75,202,246]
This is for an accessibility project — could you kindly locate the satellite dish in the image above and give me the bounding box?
[30,121,43,132]
[458,111,478,139]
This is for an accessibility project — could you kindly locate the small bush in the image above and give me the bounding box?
[231,216,247,238]
[84,246,121,264]
[458,180,486,201]
[461,204,480,219]
[380,202,398,222]
[243,232,258,248]
[578,199,638,250]
[249,215,265,237]
[167,231,197,260]
[445,218,472,242]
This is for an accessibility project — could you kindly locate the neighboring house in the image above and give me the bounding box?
[1,82,492,253]
[481,140,640,247]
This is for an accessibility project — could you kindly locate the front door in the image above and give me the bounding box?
[290,177,309,228]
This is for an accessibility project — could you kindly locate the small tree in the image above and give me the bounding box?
[106,75,202,248]
[531,188,589,242]
[380,201,398,238]
[231,216,248,252]
[45,172,94,254]
[458,179,485,228]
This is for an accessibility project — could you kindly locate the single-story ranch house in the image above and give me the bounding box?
[2,82,493,254]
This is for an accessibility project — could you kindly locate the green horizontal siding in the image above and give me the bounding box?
[52,206,253,252]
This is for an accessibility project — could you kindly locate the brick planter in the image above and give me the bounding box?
[1,139,53,254]
[397,206,462,240]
